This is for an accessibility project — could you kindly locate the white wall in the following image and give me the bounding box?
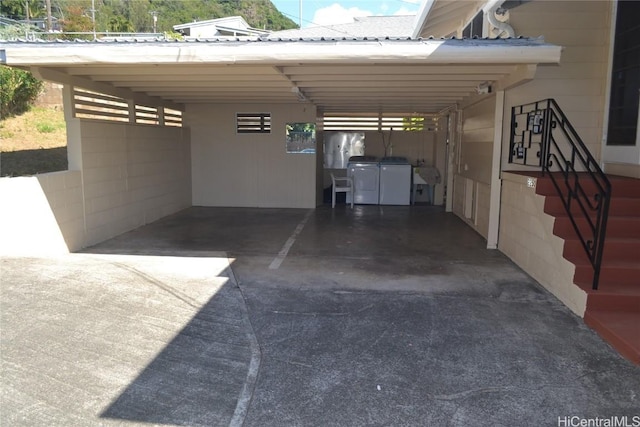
[499,172,587,316]
[188,103,317,208]
[452,96,497,238]
[0,120,192,255]
[79,120,191,247]
[0,171,84,255]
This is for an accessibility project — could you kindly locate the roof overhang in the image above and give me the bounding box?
[0,37,561,114]
[413,0,504,38]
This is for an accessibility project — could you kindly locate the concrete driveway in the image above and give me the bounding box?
[1,206,638,426]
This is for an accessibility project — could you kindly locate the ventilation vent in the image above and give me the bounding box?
[74,89,129,122]
[323,113,439,132]
[237,113,271,133]
[72,88,182,127]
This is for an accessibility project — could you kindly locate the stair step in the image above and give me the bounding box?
[535,174,640,198]
[584,310,640,365]
[554,216,640,239]
[563,238,640,264]
[586,291,640,312]
[574,262,640,288]
[544,195,640,217]
[521,171,640,364]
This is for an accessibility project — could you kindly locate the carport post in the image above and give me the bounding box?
[487,90,505,249]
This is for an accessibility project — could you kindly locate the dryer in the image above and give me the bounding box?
[347,156,379,205]
[379,156,411,205]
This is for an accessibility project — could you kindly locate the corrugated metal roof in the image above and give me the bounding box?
[1,34,535,44]
[0,29,559,114]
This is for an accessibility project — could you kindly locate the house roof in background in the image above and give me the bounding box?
[270,15,417,39]
[173,15,269,37]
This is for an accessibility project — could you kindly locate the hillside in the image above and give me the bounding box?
[0,106,67,177]
[0,0,298,34]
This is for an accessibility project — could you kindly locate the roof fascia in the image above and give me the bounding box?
[1,40,562,67]
[412,0,437,39]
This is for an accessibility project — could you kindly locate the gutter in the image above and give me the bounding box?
[1,39,562,67]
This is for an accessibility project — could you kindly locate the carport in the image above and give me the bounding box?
[0,35,561,252]
[4,23,640,427]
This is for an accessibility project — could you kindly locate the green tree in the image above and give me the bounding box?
[0,66,44,119]
[4,0,298,34]
[59,5,93,37]
[107,15,134,32]
[403,117,425,132]
[0,0,27,19]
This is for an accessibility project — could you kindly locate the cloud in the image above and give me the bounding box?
[393,6,417,15]
[310,3,374,27]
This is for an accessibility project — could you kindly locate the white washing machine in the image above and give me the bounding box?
[347,156,380,205]
[379,157,411,205]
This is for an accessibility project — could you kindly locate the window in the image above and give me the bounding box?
[286,123,316,153]
[462,11,484,38]
[237,113,271,134]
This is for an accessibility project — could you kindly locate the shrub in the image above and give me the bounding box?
[0,67,44,119]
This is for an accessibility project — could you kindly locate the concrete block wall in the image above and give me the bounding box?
[0,171,83,255]
[0,120,191,255]
[189,103,316,208]
[79,120,191,247]
[499,172,587,316]
[37,171,85,251]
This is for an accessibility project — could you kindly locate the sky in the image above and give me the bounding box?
[271,0,422,28]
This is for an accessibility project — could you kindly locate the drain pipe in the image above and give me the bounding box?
[485,4,515,38]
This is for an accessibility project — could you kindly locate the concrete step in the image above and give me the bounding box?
[562,237,640,264]
[553,215,640,239]
[573,262,640,290]
[535,174,640,199]
[544,195,640,218]
[584,310,640,365]
[533,172,640,365]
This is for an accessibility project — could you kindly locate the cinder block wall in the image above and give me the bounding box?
[0,171,83,255]
[499,172,587,316]
[0,120,191,254]
[79,120,191,247]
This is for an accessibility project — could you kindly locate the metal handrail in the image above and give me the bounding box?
[509,99,611,290]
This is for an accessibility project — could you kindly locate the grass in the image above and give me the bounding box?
[0,106,68,177]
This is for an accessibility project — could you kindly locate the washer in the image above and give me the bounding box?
[379,156,411,205]
[347,156,379,205]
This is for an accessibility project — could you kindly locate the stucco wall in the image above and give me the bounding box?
[188,103,317,208]
[499,172,587,316]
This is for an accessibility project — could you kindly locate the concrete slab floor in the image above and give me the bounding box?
[1,205,639,426]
